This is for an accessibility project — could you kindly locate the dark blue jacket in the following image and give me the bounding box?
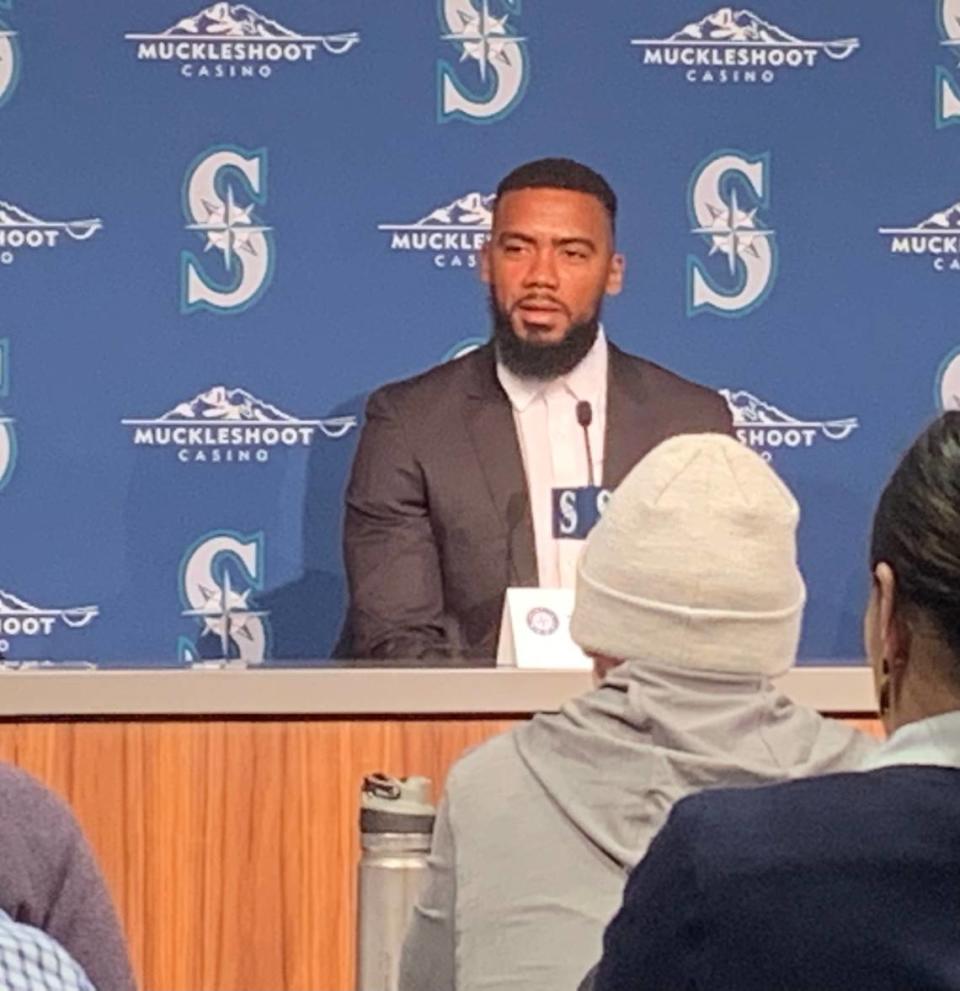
[593,766,960,991]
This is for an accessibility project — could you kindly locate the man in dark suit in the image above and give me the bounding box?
[342,158,732,660]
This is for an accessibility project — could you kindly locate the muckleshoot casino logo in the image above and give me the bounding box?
[631,6,859,85]
[0,1,19,109]
[0,341,14,491]
[438,0,528,123]
[0,587,98,656]
[721,388,859,456]
[379,191,492,269]
[688,151,776,317]
[178,530,269,664]
[181,146,273,314]
[0,200,101,266]
[125,2,359,80]
[122,385,357,464]
[878,195,960,272]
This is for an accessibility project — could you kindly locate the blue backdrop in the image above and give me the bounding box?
[0,0,953,665]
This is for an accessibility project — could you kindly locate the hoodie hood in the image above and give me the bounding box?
[514,659,878,870]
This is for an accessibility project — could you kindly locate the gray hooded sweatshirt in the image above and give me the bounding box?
[398,661,877,991]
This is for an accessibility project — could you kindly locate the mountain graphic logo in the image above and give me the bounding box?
[126,3,360,70]
[918,203,960,229]
[161,385,302,423]
[382,192,495,232]
[0,587,99,645]
[671,8,798,44]
[0,199,101,263]
[878,196,960,268]
[632,7,859,81]
[123,385,357,462]
[0,200,101,239]
[720,388,859,451]
[379,191,493,268]
[164,3,300,38]
[880,199,960,234]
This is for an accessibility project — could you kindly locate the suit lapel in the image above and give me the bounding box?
[603,344,652,489]
[462,346,538,587]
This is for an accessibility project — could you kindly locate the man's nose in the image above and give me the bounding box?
[523,249,559,288]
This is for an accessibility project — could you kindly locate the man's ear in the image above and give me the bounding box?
[479,240,492,284]
[875,562,909,670]
[606,252,625,296]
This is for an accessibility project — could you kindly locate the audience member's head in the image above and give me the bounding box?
[867,412,960,732]
[570,433,806,681]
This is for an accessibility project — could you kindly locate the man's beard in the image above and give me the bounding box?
[490,293,602,381]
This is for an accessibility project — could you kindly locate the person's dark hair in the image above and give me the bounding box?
[495,158,617,233]
[870,411,960,658]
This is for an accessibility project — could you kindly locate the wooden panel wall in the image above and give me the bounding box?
[0,718,518,990]
[0,715,881,991]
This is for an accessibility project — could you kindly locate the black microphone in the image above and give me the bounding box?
[576,400,596,487]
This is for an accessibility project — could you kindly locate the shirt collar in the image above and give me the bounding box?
[496,326,608,413]
[862,709,960,771]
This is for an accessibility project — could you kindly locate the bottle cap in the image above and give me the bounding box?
[360,773,436,834]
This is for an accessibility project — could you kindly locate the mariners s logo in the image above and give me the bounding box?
[936,347,960,410]
[438,0,528,123]
[181,146,274,314]
[938,0,960,126]
[0,1,19,110]
[688,150,776,317]
[0,340,15,491]
[178,530,270,663]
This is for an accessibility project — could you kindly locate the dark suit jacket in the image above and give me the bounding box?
[591,766,960,991]
[342,341,732,660]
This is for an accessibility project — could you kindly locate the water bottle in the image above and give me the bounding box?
[356,773,436,991]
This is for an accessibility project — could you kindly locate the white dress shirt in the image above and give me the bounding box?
[862,709,960,771]
[496,328,607,588]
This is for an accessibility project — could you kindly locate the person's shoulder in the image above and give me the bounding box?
[671,768,903,848]
[369,345,492,410]
[611,343,723,406]
[609,343,730,427]
[446,730,520,788]
[0,763,80,840]
[659,768,960,897]
[441,730,530,821]
[0,762,67,809]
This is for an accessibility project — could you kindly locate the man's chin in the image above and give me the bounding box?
[494,313,601,380]
[514,320,572,344]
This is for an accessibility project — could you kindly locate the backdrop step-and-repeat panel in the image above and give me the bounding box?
[0,1,953,665]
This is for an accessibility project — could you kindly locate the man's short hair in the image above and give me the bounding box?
[495,158,617,232]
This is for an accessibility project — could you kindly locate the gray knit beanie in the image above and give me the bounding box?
[570,433,806,676]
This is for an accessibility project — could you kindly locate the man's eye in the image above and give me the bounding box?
[563,249,587,259]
